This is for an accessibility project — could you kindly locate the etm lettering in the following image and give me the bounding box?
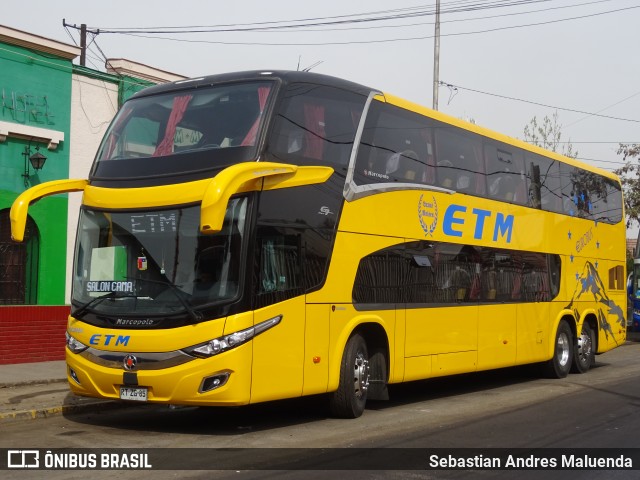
[443,205,514,243]
[89,334,131,347]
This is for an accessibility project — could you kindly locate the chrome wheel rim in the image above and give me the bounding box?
[557,331,571,367]
[577,328,593,363]
[353,352,370,399]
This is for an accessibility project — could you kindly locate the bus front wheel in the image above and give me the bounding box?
[329,333,370,418]
[572,322,595,373]
[544,320,573,378]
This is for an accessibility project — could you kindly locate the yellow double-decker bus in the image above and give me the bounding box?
[11,71,626,418]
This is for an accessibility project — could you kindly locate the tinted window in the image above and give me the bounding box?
[348,100,622,225]
[484,143,527,204]
[434,127,484,195]
[560,164,591,217]
[526,153,562,212]
[592,177,623,224]
[353,240,559,307]
[561,166,622,223]
[267,83,366,170]
[253,181,342,308]
[92,82,273,184]
[354,101,436,186]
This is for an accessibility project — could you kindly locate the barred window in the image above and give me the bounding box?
[0,209,39,304]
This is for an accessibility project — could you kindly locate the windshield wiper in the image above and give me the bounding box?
[73,292,152,320]
[135,278,203,322]
[72,292,119,320]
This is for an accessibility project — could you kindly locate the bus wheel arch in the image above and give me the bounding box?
[329,323,389,418]
[543,317,574,379]
[572,315,597,374]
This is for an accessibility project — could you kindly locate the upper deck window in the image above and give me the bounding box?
[92,81,273,183]
[354,101,436,187]
[266,83,366,170]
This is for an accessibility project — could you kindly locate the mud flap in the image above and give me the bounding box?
[367,347,389,401]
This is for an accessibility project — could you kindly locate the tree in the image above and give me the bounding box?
[614,143,640,227]
[523,111,578,159]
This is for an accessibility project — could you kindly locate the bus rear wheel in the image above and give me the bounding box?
[572,322,595,373]
[543,320,573,378]
[329,333,370,418]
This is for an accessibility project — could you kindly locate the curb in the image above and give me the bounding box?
[0,396,130,424]
[0,378,67,389]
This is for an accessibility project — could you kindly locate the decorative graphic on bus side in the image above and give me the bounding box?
[566,261,625,345]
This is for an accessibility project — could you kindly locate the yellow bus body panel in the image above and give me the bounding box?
[303,303,331,396]
[250,297,305,404]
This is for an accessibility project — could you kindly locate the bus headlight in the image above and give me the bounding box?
[182,315,282,359]
[66,332,89,354]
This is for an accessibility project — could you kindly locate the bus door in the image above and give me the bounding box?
[249,222,306,403]
[477,260,518,369]
[404,246,480,380]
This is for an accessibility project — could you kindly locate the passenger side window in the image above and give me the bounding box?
[526,153,562,212]
[561,164,594,218]
[591,177,623,224]
[354,101,435,186]
[435,127,484,194]
[352,241,559,306]
[484,144,527,204]
[267,83,366,169]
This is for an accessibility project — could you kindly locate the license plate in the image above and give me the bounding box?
[119,386,148,401]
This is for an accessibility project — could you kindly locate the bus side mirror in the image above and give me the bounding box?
[10,179,88,242]
[200,163,333,234]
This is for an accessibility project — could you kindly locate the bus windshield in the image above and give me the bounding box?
[92,81,273,180]
[71,197,248,321]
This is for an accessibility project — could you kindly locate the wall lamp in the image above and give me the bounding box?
[22,143,47,187]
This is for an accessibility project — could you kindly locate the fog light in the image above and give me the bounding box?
[200,372,230,393]
[69,367,81,385]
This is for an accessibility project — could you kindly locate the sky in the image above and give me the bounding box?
[4,0,640,223]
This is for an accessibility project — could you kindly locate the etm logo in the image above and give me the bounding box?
[89,334,131,347]
[442,205,514,243]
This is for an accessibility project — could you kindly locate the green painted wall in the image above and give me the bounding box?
[119,75,155,106]
[0,42,73,305]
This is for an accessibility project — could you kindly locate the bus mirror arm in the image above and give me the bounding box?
[200,162,333,234]
[10,179,88,242]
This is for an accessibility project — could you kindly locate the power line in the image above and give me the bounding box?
[565,89,640,128]
[94,0,615,35]
[101,4,637,46]
[439,81,640,124]
[94,0,551,33]
[261,0,618,34]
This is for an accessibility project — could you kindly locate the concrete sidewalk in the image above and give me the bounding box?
[0,360,123,422]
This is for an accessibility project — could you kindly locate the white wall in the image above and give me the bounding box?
[67,74,119,302]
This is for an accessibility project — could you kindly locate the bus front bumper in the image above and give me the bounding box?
[65,344,253,406]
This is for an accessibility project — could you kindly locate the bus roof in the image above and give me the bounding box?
[129,69,619,184]
[129,70,373,100]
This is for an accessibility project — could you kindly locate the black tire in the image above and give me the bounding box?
[543,320,573,378]
[329,333,370,418]
[572,322,595,373]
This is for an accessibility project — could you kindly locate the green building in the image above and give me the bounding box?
[0,25,184,364]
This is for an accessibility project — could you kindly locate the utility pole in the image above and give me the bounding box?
[64,20,90,66]
[80,24,87,67]
[432,0,441,110]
